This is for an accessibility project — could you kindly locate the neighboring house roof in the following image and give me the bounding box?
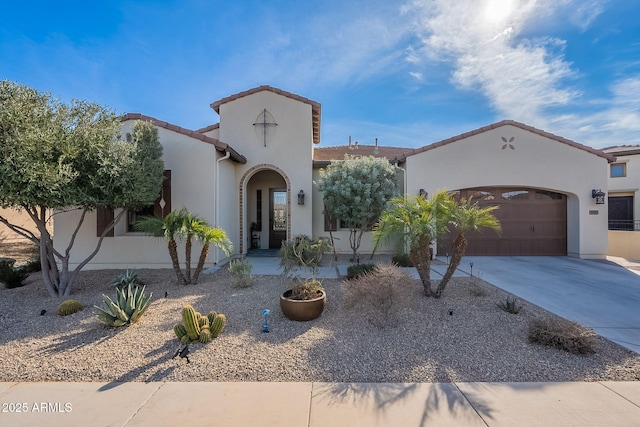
[121,113,246,164]
[313,145,412,167]
[602,145,640,156]
[210,85,322,145]
[195,123,219,134]
[397,120,617,163]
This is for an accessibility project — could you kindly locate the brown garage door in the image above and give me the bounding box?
[438,187,567,256]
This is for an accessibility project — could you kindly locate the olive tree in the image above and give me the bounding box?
[316,154,399,261]
[0,81,165,297]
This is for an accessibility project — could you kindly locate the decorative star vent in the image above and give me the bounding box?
[501,136,515,150]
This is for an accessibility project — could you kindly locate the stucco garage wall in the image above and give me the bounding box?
[404,124,610,258]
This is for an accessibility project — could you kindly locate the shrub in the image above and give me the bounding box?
[0,260,29,289]
[57,300,83,316]
[174,304,226,344]
[391,253,413,267]
[343,264,413,328]
[94,283,152,327]
[497,296,522,314]
[528,317,597,354]
[111,269,144,289]
[229,258,253,288]
[346,263,377,280]
[20,254,41,273]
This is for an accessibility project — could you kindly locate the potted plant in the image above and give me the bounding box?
[278,235,331,321]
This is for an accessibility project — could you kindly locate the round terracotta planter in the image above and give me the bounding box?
[279,289,326,321]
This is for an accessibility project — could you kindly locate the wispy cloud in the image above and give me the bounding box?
[402,0,584,124]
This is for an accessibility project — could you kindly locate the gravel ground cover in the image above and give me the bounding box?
[1,264,640,383]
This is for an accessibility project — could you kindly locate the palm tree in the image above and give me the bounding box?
[436,197,501,297]
[180,210,207,284]
[191,224,232,284]
[135,208,190,285]
[373,191,455,297]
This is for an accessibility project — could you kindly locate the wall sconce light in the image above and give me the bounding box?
[592,189,606,205]
[297,190,305,205]
[419,189,428,198]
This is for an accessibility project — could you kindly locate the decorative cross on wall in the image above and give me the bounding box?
[253,109,278,147]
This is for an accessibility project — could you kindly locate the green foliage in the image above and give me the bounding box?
[0,81,165,298]
[0,260,29,289]
[229,258,253,288]
[288,278,324,301]
[174,304,225,344]
[316,155,399,258]
[135,208,232,285]
[111,269,143,289]
[21,254,42,273]
[391,253,413,267]
[528,318,597,354]
[278,235,331,277]
[374,191,455,297]
[346,263,377,280]
[57,300,83,316]
[497,296,522,314]
[94,283,152,327]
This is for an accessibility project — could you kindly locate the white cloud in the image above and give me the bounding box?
[402,0,588,125]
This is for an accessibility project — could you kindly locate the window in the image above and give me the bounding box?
[127,205,155,232]
[611,163,626,178]
[96,170,171,237]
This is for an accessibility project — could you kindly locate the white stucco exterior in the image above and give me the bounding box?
[51,85,622,270]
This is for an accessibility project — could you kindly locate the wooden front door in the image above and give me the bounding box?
[269,189,287,249]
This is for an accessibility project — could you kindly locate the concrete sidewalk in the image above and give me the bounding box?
[2,381,640,426]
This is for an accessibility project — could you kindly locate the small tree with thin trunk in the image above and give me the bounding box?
[373,191,455,297]
[0,81,164,297]
[136,208,231,284]
[437,197,500,296]
[316,155,399,261]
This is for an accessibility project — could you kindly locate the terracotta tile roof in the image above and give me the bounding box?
[195,123,219,134]
[398,120,616,163]
[313,145,412,167]
[210,85,321,145]
[602,145,640,156]
[121,113,246,164]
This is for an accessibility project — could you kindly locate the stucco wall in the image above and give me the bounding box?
[608,230,640,261]
[219,91,315,250]
[404,125,610,259]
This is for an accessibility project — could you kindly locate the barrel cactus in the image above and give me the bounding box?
[174,304,226,344]
[57,299,83,316]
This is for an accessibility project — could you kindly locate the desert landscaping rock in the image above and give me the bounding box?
[1,265,640,383]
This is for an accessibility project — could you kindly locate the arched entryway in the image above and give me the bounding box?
[240,165,291,254]
[438,187,568,256]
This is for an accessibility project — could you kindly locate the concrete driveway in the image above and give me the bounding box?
[452,256,640,354]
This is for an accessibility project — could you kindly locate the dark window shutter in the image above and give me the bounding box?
[96,208,115,237]
[324,211,337,232]
[154,170,171,219]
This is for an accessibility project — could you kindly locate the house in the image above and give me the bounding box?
[603,145,640,260]
[53,85,618,270]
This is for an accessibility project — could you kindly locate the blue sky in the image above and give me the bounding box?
[1,0,639,149]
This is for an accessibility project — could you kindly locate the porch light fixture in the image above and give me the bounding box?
[419,189,428,198]
[592,189,606,205]
[297,190,305,205]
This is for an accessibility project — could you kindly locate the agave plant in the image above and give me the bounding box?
[95,283,153,327]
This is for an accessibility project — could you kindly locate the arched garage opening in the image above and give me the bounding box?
[438,187,567,256]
